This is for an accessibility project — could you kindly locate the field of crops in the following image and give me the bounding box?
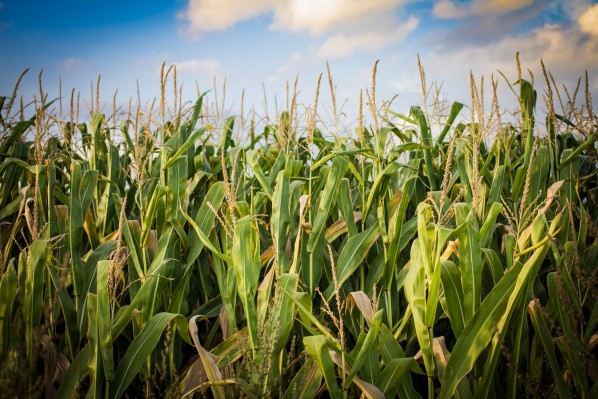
[0,59,597,398]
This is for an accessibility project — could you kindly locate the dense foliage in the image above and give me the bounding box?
[0,60,597,398]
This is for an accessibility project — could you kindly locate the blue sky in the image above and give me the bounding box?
[1,0,597,128]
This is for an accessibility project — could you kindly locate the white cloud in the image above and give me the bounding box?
[579,3,598,36]
[173,58,220,76]
[433,0,533,19]
[61,58,83,70]
[181,0,415,59]
[315,17,418,59]
[184,0,274,32]
[270,0,402,35]
[389,74,421,94]
[182,0,404,35]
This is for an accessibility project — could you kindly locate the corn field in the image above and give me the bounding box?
[0,59,597,398]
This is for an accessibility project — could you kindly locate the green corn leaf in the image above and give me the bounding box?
[345,309,383,387]
[86,293,103,399]
[78,240,117,341]
[548,272,589,395]
[411,106,438,189]
[527,146,549,204]
[528,299,569,399]
[246,150,273,199]
[164,126,207,169]
[558,132,598,170]
[24,239,49,362]
[96,144,119,236]
[454,203,482,322]
[0,192,23,221]
[69,162,98,308]
[141,226,175,323]
[329,349,385,399]
[272,273,299,355]
[282,359,322,399]
[0,260,17,361]
[416,203,434,276]
[140,184,167,247]
[88,113,105,173]
[48,264,80,359]
[437,101,464,144]
[272,171,291,272]
[112,227,175,334]
[96,260,114,381]
[438,262,521,399]
[404,240,435,377]
[364,161,401,221]
[166,154,187,221]
[325,224,380,300]
[338,178,358,237]
[307,156,349,252]
[374,358,413,399]
[118,213,145,281]
[487,164,505,207]
[257,266,276,330]
[439,233,551,399]
[310,149,371,171]
[304,335,342,398]
[171,182,226,314]
[426,224,454,327]
[440,261,465,338]
[267,151,287,187]
[212,328,249,368]
[182,202,233,265]
[55,345,91,398]
[218,116,235,153]
[110,312,191,399]
[284,288,339,346]
[0,157,29,174]
[232,216,260,355]
[480,202,503,248]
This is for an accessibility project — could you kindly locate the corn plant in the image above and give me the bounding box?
[0,58,596,398]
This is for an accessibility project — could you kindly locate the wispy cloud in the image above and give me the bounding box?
[315,17,418,59]
[425,1,547,47]
[0,3,4,11]
[172,58,220,76]
[433,0,533,19]
[61,58,84,70]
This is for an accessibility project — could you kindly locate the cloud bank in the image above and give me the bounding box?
[181,0,416,59]
[183,0,404,34]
